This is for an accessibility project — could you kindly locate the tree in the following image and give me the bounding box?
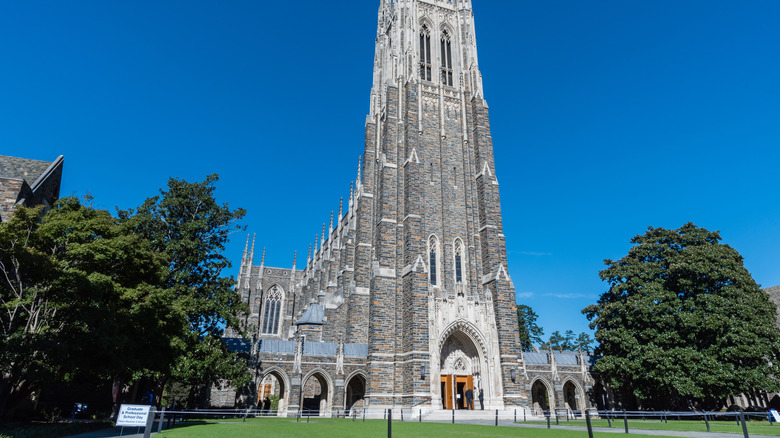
[546,331,566,351]
[583,223,780,410]
[123,175,250,396]
[576,332,594,351]
[0,199,181,418]
[517,305,544,351]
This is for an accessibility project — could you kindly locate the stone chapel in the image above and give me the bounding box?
[215,0,597,416]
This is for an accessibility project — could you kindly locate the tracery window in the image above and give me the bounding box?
[441,31,453,86]
[420,25,432,81]
[454,238,464,283]
[261,285,283,335]
[429,235,440,286]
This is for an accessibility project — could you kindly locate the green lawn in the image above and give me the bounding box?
[527,418,780,435]
[157,418,674,438]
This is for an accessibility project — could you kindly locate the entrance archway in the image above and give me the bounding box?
[301,371,331,416]
[439,330,480,410]
[344,372,366,413]
[531,379,552,414]
[562,380,581,413]
[259,368,288,415]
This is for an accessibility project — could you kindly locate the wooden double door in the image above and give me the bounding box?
[440,375,474,410]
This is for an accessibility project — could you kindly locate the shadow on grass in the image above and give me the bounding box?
[0,421,111,438]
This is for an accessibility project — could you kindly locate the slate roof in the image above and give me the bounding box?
[0,155,53,182]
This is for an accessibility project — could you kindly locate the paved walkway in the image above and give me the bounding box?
[63,426,155,438]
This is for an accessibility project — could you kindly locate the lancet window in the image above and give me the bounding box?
[441,30,453,86]
[261,285,283,335]
[429,235,440,286]
[454,238,464,283]
[420,25,432,82]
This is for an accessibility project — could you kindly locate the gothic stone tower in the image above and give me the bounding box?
[360,0,522,410]
[225,0,530,414]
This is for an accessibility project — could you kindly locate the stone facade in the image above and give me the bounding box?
[216,0,596,416]
[0,155,64,222]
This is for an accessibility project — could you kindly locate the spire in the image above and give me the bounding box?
[242,234,250,262]
[356,157,362,188]
[329,211,334,233]
[338,197,343,221]
[307,244,312,263]
[249,234,256,266]
[292,251,297,271]
[260,247,266,268]
[349,182,354,207]
[314,234,319,254]
[321,223,326,246]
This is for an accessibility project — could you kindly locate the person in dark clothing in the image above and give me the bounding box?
[465,388,474,410]
[263,396,271,414]
[479,389,484,410]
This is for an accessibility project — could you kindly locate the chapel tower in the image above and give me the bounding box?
[357,0,523,409]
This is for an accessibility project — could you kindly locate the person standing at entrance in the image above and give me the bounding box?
[465,388,474,410]
[479,389,484,410]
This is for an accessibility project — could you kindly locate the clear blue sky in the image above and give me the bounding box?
[2,1,779,340]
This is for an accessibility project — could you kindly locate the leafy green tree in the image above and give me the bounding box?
[583,223,780,410]
[546,331,566,351]
[517,305,544,351]
[124,175,250,395]
[0,199,181,418]
[576,332,594,351]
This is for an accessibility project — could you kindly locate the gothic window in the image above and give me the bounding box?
[419,25,432,82]
[441,30,453,86]
[261,285,283,335]
[454,238,464,283]
[429,235,440,286]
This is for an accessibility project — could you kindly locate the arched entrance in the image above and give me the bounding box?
[439,330,481,410]
[531,379,552,414]
[259,368,288,415]
[344,373,366,414]
[301,371,331,416]
[562,380,581,413]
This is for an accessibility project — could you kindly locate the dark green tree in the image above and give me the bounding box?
[583,223,780,410]
[546,331,566,351]
[576,332,594,351]
[517,304,544,351]
[0,199,181,418]
[124,175,250,395]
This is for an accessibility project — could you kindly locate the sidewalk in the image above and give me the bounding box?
[63,425,155,438]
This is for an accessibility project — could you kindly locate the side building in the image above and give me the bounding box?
[215,0,597,416]
[0,155,64,222]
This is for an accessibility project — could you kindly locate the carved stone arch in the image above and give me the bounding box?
[530,376,555,413]
[301,368,335,416]
[439,22,456,40]
[260,366,290,415]
[561,378,585,412]
[438,320,489,360]
[344,370,368,413]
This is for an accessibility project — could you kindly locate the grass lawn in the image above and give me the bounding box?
[156,417,674,438]
[527,418,780,436]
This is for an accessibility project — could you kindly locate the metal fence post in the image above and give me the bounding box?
[623,410,629,434]
[585,410,595,438]
[142,408,156,438]
[495,409,498,426]
[452,409,455,424]
[606,411,612,428]
[555,409,559,425]
[740,412,750,438]
[514,409,517,423]
[420,409,422,423]
[547,412,551,429]
[388,409,392,438]
[157,408,165,433]
[705,414,710,433]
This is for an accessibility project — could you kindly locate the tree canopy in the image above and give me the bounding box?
[583,223,780,409]
[517,305,544,351]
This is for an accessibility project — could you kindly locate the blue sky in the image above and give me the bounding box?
[1,1,779,340]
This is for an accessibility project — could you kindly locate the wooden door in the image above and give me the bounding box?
[441,375,454,410]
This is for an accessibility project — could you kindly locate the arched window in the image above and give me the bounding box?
[419,25,432,81]
[261,285,283,335]
[429,235,440,286]
[454,238,464,283]
[441,30,453,86]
